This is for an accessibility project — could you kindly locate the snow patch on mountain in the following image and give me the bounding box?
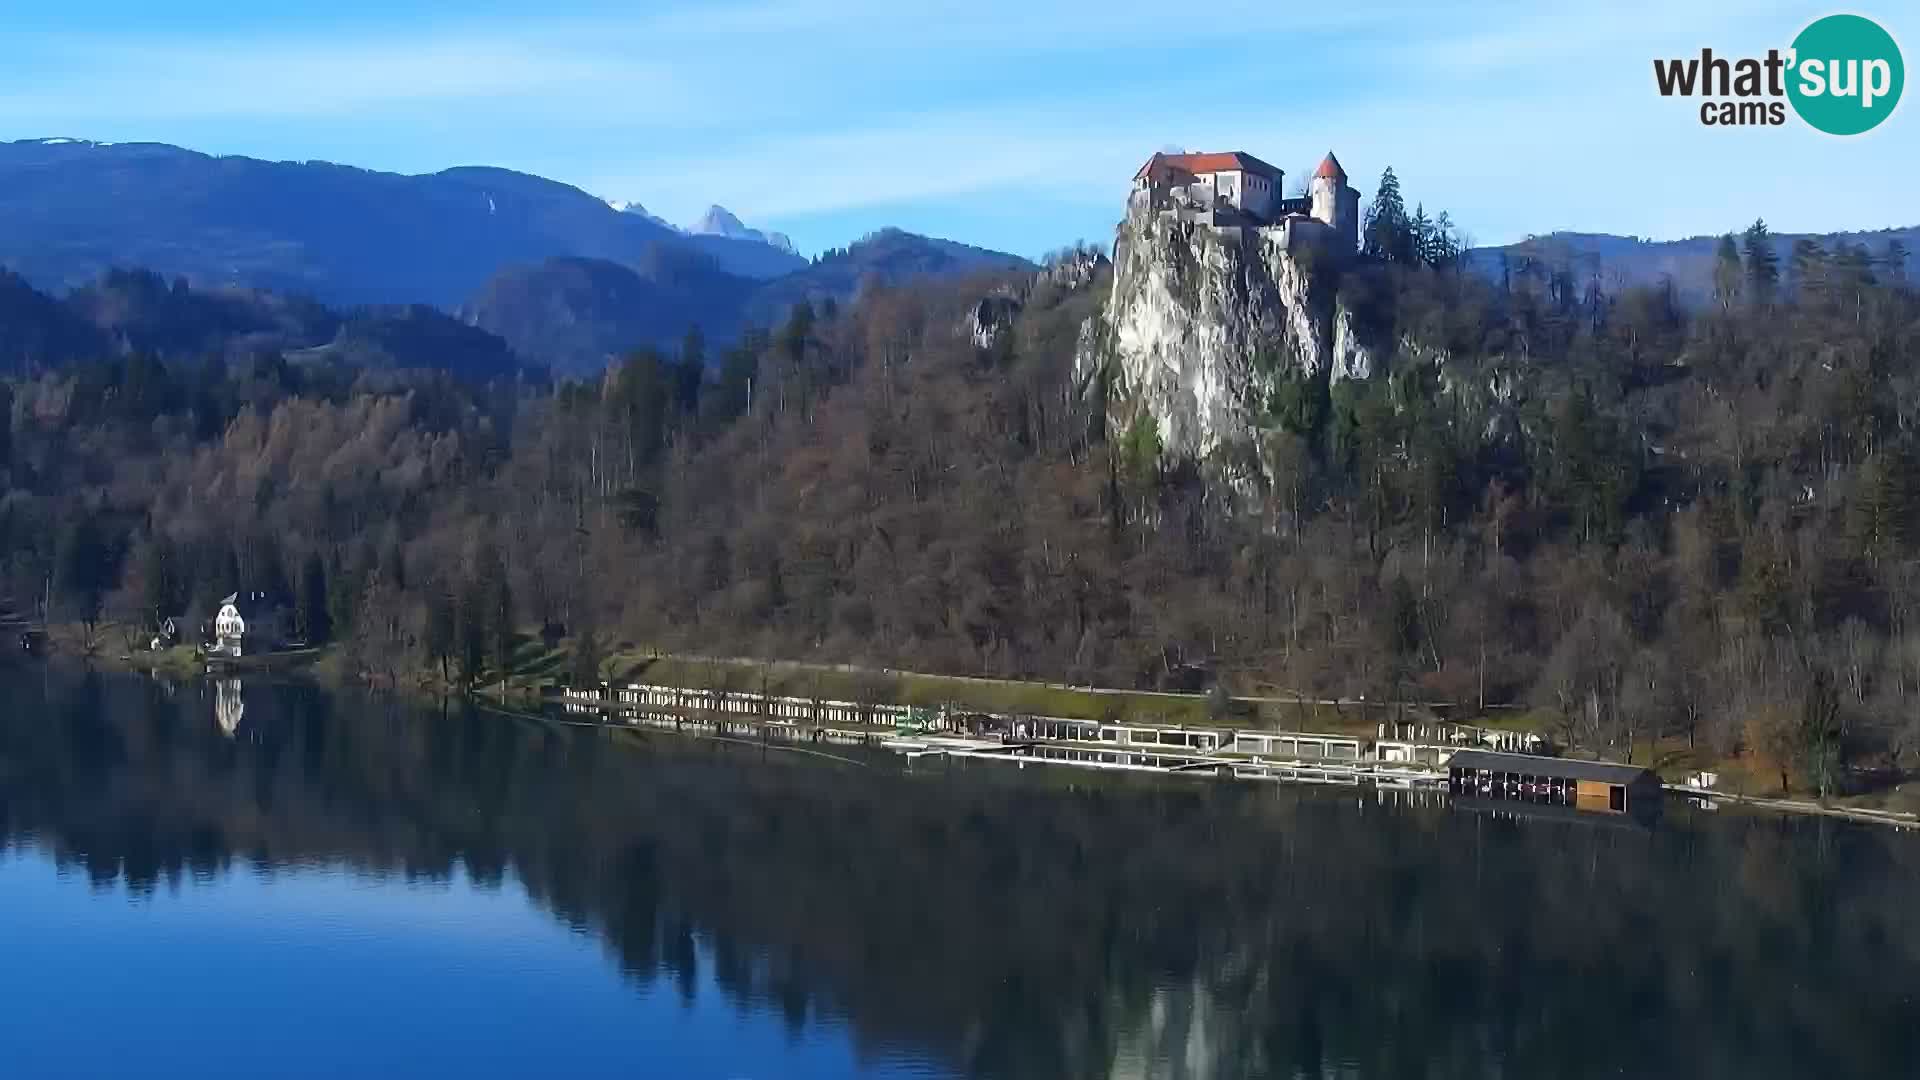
[604,198,674,229]
[689,204,797,255]
[602,198,794,254]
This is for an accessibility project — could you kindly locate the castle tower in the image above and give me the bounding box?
[1308,152,1360,254]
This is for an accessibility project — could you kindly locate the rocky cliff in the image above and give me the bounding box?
[1077,207,1379,466]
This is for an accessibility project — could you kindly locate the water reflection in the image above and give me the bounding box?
[214,677,245,737]
[0,666,1916,1079]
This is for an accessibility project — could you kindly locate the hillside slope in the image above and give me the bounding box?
[465,251,754,373]
[465,228,1036,372]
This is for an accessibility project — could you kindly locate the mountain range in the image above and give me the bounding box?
[0,138,809,308]
[0,138,1033,373]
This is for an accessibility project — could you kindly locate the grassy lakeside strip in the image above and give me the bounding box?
[491,644,1920,817]
[47,621,1920,819]
[588,649,1436,734]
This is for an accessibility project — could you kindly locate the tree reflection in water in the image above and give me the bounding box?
[1,667,1916,1080]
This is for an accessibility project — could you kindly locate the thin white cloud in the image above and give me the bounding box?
[0,32,674,120]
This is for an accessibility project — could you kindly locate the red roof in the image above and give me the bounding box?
[1313,153,1347,181]
[1134,151,1282,182]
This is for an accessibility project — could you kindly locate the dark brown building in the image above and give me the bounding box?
[1447,750,1662,815]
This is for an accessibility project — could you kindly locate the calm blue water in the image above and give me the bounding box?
[0,848,944,1080]
[2,667,1918,1079]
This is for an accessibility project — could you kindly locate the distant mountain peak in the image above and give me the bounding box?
[691,204,797,255]
[694,204,746,234]
[605,198,672,229]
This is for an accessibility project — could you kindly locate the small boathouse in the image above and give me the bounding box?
[1447,750,1660,815]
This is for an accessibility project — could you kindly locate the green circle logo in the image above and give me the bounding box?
[1788,14,1904,135]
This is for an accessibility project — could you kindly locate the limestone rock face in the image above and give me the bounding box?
[1331,302,1372,381]
[1042,247,1105,292]
[963,292,1022,349]
[1078,207,1378,465]
[959,249,1110,350]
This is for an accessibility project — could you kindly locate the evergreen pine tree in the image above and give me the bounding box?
[1712,234,1743,310]
[1409,203,1432,266]
[1789,237,1827,299]
[56,513,109,638]
[1363,167,1408,262]
[1742,219,1778,304]
[425,576,456,684]
[456,576,486,687]
[477,540,514,688]
[570,618,603,690]
[326,550,360,640]
[139,536,183,625]
[0,383,12,476]
[297,552,330,644]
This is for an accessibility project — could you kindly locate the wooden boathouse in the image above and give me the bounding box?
[1446,750,1660,815]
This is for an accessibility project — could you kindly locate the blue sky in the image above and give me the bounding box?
[2,0,1913,258]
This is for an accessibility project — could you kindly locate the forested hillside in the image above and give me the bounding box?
[4,210,1919,796]
[1469,225,1916,308]
[462,226,1037,373]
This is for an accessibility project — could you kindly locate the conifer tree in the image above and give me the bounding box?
[475,539,514,688]
[0,383,12,476]
[56,513,109,640]
[424,576,455,683]
[1742,219,1778,304]
[1712,234,1743,310]
[1363,167,1409,262]
[139,536,183,625]
[297,552,330,644]
[1886,238,1910,285]
[456,576,486,687]
[1789,237,1827,299]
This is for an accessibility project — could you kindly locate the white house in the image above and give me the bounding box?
[213,594,246,658]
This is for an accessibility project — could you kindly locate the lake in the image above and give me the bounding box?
[1,666,1916,1079]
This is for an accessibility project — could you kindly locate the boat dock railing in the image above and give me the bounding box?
[564,683,1463,790]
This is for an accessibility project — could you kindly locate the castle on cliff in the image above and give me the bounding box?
[1129,150,1360,254]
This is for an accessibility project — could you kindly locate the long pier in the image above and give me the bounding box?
[552,681,1920,828]
[560,680,1478,791]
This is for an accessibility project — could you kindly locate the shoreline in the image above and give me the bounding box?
[35,624,1920,832]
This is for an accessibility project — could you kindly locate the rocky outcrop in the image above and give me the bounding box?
[1330,302,1372,381]
[964,291,1023,350]
[1042,247,1106,292]
[1077,207,1381,465]
[958,249,1111,350]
